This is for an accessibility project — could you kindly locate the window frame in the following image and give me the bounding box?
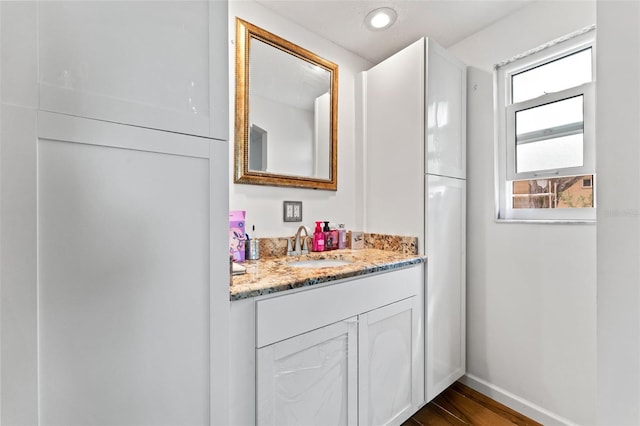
[494,27,596,222]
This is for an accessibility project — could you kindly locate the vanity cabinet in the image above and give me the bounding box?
[37,0,228,139]
[230,265,425,426]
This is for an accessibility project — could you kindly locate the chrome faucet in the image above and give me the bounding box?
[288,225,310,256]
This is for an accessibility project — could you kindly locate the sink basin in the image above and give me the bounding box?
[288,259,353,268]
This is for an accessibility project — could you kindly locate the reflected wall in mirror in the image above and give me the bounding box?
[235,18,338,190]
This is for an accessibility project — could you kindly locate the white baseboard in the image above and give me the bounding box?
[460,373,578,426]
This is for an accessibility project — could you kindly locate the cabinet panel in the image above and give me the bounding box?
[359,297,423,426]
[35,115,227,425]
[426,40,467,179]
[364,39,425,243]
[1,1,38,108]
[38,0,228,139]
[426,175,466,401]
[0,106,38,426]
[257,319,358,426]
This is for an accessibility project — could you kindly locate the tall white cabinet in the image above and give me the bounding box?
[363,38,467,402]
[0,2,230,425]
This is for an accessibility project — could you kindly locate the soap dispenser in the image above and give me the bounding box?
[324,221,336,250]
[312,221,325,252]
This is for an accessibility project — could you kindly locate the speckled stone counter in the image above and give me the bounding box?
[256,232,418,258]
[230,248,425,301]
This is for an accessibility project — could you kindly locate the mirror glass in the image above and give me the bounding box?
[235,18,338,190]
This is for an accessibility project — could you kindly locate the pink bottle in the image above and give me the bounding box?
[312,221,325,252]
[330,229,339,250]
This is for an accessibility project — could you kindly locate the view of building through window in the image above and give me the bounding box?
[512,175,594,209]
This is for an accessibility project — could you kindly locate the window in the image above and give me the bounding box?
[495,27,595,221]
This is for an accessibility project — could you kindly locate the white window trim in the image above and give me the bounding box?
[494,26,596,222]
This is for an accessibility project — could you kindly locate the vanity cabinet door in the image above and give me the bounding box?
[257,318,358,426]
[359,296,424,426]
[37,0,228,139]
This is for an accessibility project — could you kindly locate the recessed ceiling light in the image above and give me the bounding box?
[365,7,398,31]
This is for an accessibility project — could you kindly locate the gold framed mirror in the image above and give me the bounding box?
[234,18,339,191]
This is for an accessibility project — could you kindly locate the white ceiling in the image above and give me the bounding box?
[256,0,535,64]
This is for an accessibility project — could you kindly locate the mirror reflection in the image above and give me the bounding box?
[249,39,331,179]
[235,18,338,190]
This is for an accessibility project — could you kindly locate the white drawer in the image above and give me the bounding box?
[255,265,423,348]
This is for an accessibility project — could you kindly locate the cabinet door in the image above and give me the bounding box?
[359,297,424,426]
[28,112,229,425]
[426,175,466,401]
[257,318,358,426]
[38,0,228,139]
[426,39,467,179]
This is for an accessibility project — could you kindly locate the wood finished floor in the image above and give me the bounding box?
[403,382,542,426]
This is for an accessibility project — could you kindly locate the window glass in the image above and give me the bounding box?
[512,175,594,209]
[515,96,584,173]
[511,48,592,103]
[516,134,583,173]
[516,96,583,137]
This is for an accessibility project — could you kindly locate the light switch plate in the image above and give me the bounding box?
[283,201,303,222]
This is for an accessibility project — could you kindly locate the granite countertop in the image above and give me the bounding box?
[230,248,425,301]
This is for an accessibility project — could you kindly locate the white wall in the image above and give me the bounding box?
[228,0,372,238]
[449,1,597,425]
[596,2,640,424]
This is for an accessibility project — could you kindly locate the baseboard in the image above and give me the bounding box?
[460,373,578,426]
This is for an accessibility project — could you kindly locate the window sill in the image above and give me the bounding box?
[495,218,596,225]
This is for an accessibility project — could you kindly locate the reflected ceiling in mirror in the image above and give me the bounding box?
[235,18,338,190]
